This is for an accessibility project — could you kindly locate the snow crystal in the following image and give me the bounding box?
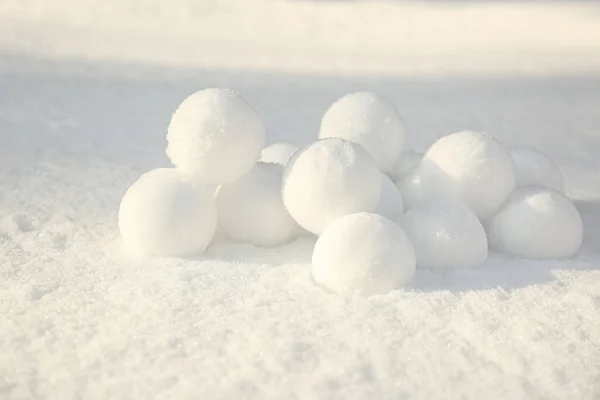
[486,186,583,259]
[119,168,217,257]
[282,138,382,235]
[376,174,404,223]
[166,88,266,184]
[311,213,416,296]
[259,142,299,166]
[319,91,406,174]
[510,147,564,192]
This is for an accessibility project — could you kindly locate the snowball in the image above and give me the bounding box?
[390,149,423,181]
[319,91,406,174]
[282,138,382,235]
[420,131,516,220]
[401,201,488,270]
[396,168,423,210]
[166,88,266,184]
[510,147,564,192]
[486,186,583,259]
[259,142,299,166]
[119,168,217,257]
[376,174,404,223]
[215,162,298,247]
[312,213,416,296]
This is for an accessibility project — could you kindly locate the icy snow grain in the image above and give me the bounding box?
[401,200,488,270]
[282,138,382,235]
[259,142,299,166]
[510,147,565,192]
[118,168,217,257]
[486,186,583,259]
[319,91,406,174]
[166,88,266,184]
[420,131,516,220]
[215,162,298,247]
[312,212,416,296]
[376,174,404,224]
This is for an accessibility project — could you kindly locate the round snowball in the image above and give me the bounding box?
[376,174,404,223]
[259,142,299,166]
[401,201,488,270]
[319,91,406,174]
[486,186,583,259]
[282,138,382,235]
[396,168,423,210]
[420,131,516,220]
[215,162,298,247]
[312,213,416,296]
[119,168,217,257]
[510,147,564,192]
[166,88,266,184]
[390,149,423,181]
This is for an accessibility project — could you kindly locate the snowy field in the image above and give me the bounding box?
[1,0,600,399]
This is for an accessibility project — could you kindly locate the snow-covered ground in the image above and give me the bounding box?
[1,1,600,399]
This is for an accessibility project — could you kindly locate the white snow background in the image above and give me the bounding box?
[1,0,600,399]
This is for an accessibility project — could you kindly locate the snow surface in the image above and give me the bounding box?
[1,1,600,399]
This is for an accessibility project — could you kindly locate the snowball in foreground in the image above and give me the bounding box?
[216,162,298,247]
[319,91,406,174]
[390,149,422,181]
[119,168,217,257]
[166,88,266,184]
[510,147,564,192]
[402,201,488,270]
[420,131,516,220]
[312,213,416,296]
[486,186,583,259]
[259,142,299,166]
[376,174,404,223]
[396,168,422,210]
[282,138,382,235]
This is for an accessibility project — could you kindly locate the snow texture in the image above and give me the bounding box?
[119,168,217,257]
[319,91,406,174]
[486,186,583,260]
[402,201,488,270]
[282,138,381,235]
[215,162,298,247]
[259,142,299,166]
[420,131,516,220]
[510,147,565,193]
[375,174,404,224]
[312,213,416,296]
[166,88,266,184]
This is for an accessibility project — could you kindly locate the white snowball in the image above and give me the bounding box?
[401,201,488,270]
[119,168,217,257]
[312,213,416,296]
[282,138,382,235]
[319,91,406,174]
[486,186,583,259]
[396,168,423,210]
[376,174,404,223]
[390,149,423,181]
[215,162,298,247]
[166,88,266,184]
[420,131,516,220]
[259,142,299,166]
[510,147,564,192]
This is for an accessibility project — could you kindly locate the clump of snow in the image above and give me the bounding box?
[486,186,583,259]
[311,212,416,296]
[119,168,217,257]
[215,162,298,247]
[259,142,299,166]
[420,131,516,220]
[282,138,382,235]
[396,168,423,210]
[390,149,423,181]
[510,147,564,192]
[401,200,488,270]
[166,88,266,184]
[376,174,404,223]
[319,91,406,174]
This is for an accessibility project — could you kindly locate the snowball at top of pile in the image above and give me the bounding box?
[166,88,266,185]
[510,147,564,193]
[259,142,299,166]
[119,168,217,257]
[282,138,382,235]
[420,131,516,220]
[312,212,416,296]
[319,91,406,174]
[486,186,583,260]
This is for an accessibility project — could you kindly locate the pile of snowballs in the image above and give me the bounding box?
[119,88,583,296]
